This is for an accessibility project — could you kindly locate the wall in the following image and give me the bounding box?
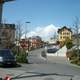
[47,45,67,57]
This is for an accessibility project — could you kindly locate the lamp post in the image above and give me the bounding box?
[0,0,15,24]
[25,21,31,51]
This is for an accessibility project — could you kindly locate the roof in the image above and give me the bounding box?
[0,24,15,29]
[58,26,72,33]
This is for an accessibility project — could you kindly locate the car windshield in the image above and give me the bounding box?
[0,0,80,80]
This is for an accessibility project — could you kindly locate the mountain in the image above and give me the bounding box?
[21,24,59,41]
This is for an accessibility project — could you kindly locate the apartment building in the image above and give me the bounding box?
[58,26,72,42]
[0,24,15,48]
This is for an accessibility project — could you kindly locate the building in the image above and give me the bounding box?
[20,39,31,50]
[20,36,43,50]
[58,26,72,43]
[0,24,15,48]
[30,36,43,48]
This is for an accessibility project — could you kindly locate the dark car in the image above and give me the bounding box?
[0,49,16,66]
[47,48,58,53]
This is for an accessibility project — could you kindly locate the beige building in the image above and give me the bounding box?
[58,26,72,42]
[0,24,15,48]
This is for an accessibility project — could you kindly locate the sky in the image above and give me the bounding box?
[2,0,80,40]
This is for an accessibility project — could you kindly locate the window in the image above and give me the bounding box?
[63,36,66,39]
[60,36,62,39]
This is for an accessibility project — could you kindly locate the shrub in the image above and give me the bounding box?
[65,38,73,49]
[67,49,80,65]
[16,50,28,63]
[11,47,28,63]
[77,60,80,65]
[66,50,77,60]
[71,60,78,64]
[11,46,18,56]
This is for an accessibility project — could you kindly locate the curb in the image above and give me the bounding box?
[67,58,80,68]
[69,63,80,68]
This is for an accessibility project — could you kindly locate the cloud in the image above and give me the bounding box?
[21,24,59,40]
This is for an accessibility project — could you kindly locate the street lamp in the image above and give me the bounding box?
[0,0,15,24]
[25,21,31,39]
[25,21,31,51]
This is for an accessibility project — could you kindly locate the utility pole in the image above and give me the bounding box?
[0,0,15,24]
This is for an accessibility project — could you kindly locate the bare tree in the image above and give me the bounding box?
[16,21,23,41]
[73,17,80,58]
[15,21,24,55]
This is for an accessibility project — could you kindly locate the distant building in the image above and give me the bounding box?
[0,24,15,48]
[20,39,30,50]
[20,36,43,50]
[58,26,72,42]
[30,36,43,48]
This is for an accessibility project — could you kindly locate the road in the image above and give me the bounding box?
[27,48,47,64]
[0,48,80,80]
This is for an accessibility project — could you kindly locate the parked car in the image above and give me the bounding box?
[0,49,16,66]
[47,48,58,53]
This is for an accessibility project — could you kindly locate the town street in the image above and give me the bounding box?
[0,48,80,80]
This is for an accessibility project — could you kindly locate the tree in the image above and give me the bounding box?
[72,17,80,58]
[15,21,23,41]
[15,21,24,55]
[65,37,73,49]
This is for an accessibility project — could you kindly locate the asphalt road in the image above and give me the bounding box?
[0,48,80,80]
[27,48,69,64]
[27,48,47,64]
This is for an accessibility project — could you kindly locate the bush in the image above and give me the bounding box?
[16,50,28,63]
[67,49,80,66]
[65,38,73,49]
[66,50,77,60]
[77,60,80,65]
[16,54,27,63]
[11,46,18,56]
[11,47,28,63]
[71,60,78,64]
